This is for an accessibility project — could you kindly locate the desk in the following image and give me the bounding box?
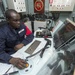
[0,38,57,75]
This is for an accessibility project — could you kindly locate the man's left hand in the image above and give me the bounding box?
[14,43,24,51]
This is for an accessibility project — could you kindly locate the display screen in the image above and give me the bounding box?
[54,19,75,49]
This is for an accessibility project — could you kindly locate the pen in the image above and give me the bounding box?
[9,71,18,75]
[3,71,18,75]
[4,66,12,74]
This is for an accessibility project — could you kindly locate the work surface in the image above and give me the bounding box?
[0,38,57,75]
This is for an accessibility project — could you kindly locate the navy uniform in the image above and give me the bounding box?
[0,22,34,63]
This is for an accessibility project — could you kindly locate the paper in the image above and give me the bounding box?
[0,63,13,75]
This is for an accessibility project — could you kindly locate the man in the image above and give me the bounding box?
[0,9,34,69]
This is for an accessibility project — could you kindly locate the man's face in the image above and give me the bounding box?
[8,12,21,29]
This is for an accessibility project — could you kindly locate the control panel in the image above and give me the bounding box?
[6,0,26,12]
[49,0,75,12]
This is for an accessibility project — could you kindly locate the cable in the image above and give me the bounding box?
[26,48,42,60]
[25,38,51,60]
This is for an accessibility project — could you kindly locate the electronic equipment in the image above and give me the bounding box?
[53,18,75,50]
[36,28,52,38]
[49,0,75,12]
[25,40,41,54]
[19,59,34,74]
[17,38,54,75]
[25,38,51,60]
[6,0,26,12]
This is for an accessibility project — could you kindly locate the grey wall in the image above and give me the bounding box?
[0,0,75,22]
[26,0,75,23]
[59,6,75,22]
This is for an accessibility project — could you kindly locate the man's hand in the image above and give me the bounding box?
[14,43,24,51]
[9,57,29,69]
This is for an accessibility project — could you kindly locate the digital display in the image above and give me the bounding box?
[54,19,75,49]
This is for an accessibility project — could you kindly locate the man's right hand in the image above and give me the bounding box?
[9,57,29,69]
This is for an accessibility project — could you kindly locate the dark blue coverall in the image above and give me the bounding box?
[0,22,34,63]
